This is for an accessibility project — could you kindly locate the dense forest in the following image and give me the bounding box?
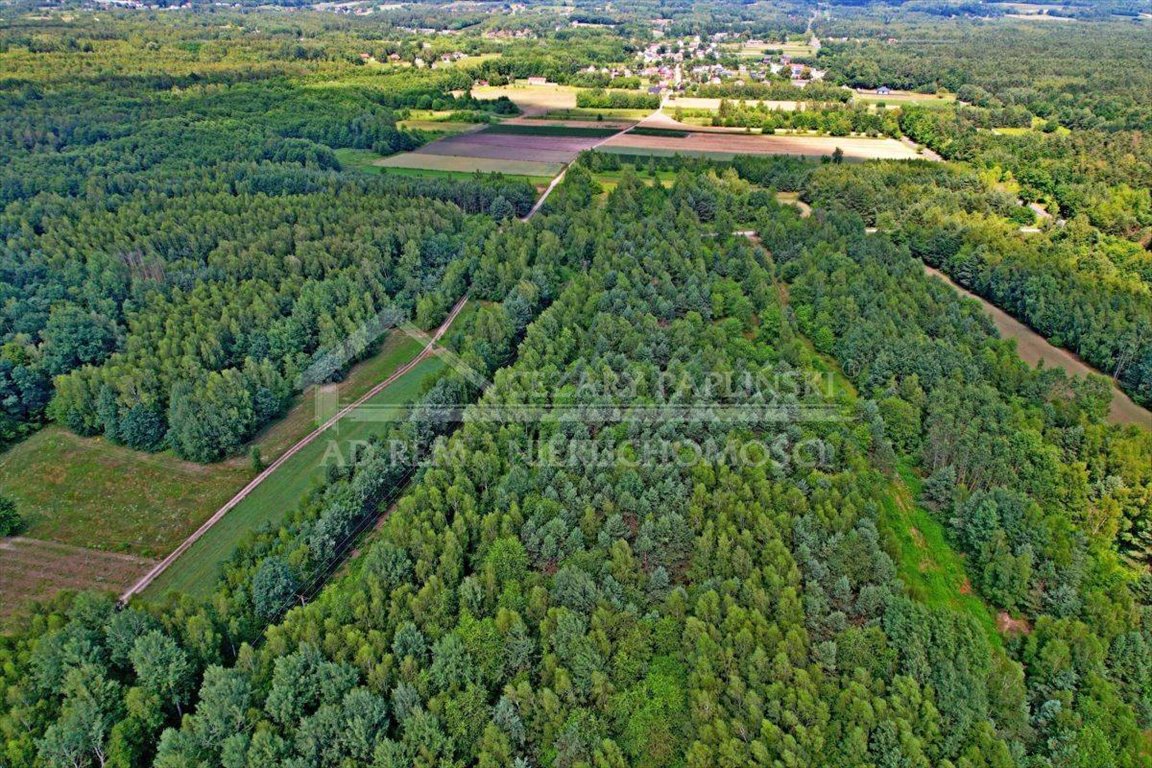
[0,11,530,456]
[1,5,1150,768]
[3,163,1150,767]
[807,17,1152,408]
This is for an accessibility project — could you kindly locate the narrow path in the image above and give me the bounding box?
[119,296,469,603]
[899,135,942,161]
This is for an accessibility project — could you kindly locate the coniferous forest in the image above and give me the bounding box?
[0,3,1150,768]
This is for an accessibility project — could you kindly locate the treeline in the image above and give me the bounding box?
[575,88,661,110]
[695,98,900,136]
[3,165,1149,767]
[685,79,853,102]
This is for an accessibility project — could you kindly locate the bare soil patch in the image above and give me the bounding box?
[471,83,579,116]
[415,130,604,164]
[997,611,1033,635]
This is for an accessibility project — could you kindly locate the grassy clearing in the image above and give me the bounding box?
[591,166,678,192]
[0,538,155,625]
[0,428,249,557]
[852,91,955,109]
[399,119,486,133]
[775,191,812,217]
[142,354,447,600]
[785,334,998,644]
[878,463,1001,645]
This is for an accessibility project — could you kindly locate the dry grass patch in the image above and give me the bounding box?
[471,82,580,116]
[0,537,156,623]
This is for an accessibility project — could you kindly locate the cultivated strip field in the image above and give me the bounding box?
[376,151,563,178]
[0,537,155,621]
[416,130,605,163]
[378,125,615,178]
[599,131,924,160]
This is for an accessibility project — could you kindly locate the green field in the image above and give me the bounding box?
[142,354,446,600]
[398,119,486,134]
[0,428,248,557]
[852,91,956,109]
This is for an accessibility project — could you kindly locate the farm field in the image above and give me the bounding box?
[599,131,924,160]
[376,151,563,178]
[471,81,580,115]
[375,125,613,179]
[0,537,156,623]
[482,123,619,138]
[416,130,605,163]
[141,354,447,600]
[398,119,486,133]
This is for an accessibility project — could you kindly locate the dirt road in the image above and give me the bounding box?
[922,265,1149,428]
[119,296,470,603]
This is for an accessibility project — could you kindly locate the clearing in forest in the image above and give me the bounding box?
[878,463,1001,644]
